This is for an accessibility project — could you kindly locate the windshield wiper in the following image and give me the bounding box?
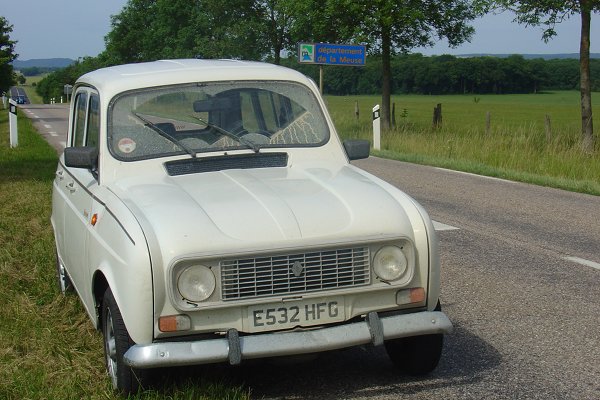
[132,112,197,158]
[190,115,260,153]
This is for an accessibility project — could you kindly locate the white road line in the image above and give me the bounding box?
[433,220,460,232]
[31,114,39,118]
[564,256,600,271]
[44,124,52,129]
[435,167,515,184]
[49,132,58,137]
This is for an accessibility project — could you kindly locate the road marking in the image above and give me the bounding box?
[435,167,515,184]
[44,124,52,129]
[564,256,600,271]
[31,114,39,118]
[59,141,66,148]
[433,220,460,231]
[49,132,58,137]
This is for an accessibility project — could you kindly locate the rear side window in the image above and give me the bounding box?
[72,92,88,147]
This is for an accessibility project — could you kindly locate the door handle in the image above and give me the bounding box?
[56,170,64,180]
[66,181,76,193]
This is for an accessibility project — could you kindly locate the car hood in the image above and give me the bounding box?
[109,163,417,260]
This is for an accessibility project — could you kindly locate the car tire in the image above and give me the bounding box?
[55,253,73,294]
[101,288,148,394]
[384,301,444,376]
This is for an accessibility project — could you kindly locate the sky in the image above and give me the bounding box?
[1,0,599,61]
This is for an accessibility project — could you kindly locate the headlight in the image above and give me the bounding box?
[177,265,216,302]
[373,245,408,282]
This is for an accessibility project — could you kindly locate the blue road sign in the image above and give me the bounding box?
[298,43,366,66]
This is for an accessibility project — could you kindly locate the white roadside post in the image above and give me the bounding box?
[372,104,381,151]
[8,98,18,148]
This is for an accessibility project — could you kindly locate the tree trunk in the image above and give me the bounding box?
[579,1,595,152]
[273,41,281,65]
[381,25,392,130]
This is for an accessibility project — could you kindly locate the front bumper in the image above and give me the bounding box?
[124,311,452,369]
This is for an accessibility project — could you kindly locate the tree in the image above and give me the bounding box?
[328,0,480,129]
[0,16,18,94]
[104,0,267,64]
[256,0,293,64]
[489,0,599,151]
[195,0,266,60]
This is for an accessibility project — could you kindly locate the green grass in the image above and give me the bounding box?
[0,112,250,399]
[327,91,600,195]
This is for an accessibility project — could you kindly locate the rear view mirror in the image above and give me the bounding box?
[343,140,370,160]
[64,146,98,169]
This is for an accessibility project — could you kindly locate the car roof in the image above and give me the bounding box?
[76,59,315,98]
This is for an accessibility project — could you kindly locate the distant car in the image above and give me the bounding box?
[15,95,26,104]
[51,59,453,394]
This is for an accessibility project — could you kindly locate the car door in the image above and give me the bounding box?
[59,88,100,308]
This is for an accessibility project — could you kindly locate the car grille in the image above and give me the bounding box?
[220,247,370,300]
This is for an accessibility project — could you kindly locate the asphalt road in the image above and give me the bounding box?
[9,86,29,104]
[19,103,69,153]
[22,105,600,399]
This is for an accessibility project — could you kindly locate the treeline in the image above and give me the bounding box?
[19,66,62,77]
[34,0,598,101]
[286,54,600,95]
[36,53,599,102]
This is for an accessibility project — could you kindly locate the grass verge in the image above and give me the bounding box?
[327,91,600,196]
[0,112,250,399]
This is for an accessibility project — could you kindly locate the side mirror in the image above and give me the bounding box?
[64,146,98,169]
[343,140,370,161]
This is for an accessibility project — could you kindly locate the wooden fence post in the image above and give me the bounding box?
[355,101,359,120]
[432,103,442,128]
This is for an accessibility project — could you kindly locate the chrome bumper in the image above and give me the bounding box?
[124,311,453,369]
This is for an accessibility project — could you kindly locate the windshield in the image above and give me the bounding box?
[108,81,329,160]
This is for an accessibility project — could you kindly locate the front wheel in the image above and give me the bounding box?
[384,301,444,375]
[101,288,148,394]
[384,333,444,375]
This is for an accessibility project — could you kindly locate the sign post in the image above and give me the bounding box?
[372,105,381,151]
[9,98,18,148]
[64,84,73,103]
[298,43,366,94]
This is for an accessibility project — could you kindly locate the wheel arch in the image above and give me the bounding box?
[93,270,110,330]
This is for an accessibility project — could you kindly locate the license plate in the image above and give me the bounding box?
[247,297,345,332]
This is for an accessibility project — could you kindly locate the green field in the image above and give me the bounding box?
[327,91,600,195]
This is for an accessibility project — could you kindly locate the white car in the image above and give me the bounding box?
[51,59,453,394]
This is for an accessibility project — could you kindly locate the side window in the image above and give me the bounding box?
[87,94,100,147]
[72,92,88,147]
